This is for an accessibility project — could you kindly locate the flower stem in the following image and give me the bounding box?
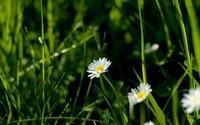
[40,0,45,83]
[103,75,127,124]
[84,80,93,106]
[138,0,147,83]
[140,104,145,125]
[174,0,193,87]
[99,76,109,96]
[40,0,45,124]
[138,0,146,124]
[103,75,118,97]
[129,104,134,122]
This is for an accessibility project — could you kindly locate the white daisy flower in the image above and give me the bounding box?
[87,58,111,79]
[181,88,200,114]
[144,121,154,125]
[128,83,152,105]
[151,43,159,51]
[145,43,159,54]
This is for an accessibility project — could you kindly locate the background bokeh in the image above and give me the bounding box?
[0,0,200,124]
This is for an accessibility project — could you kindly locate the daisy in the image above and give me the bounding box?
[144,121,154,125]
[128,83,152,105]
[145,43,159,54]
[151,43,159,51]
[181,88,200,114]
[87,58,111,79]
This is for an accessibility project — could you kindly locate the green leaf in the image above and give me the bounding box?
[186,115,195,125]
[0,73,10,91]
[185,0,200,75]
[147,94,166,125]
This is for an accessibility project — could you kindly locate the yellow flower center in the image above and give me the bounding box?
[95,65,104,73]
[136,91,145,99]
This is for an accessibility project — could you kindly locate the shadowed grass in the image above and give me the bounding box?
[0,0,200,124]
[173,0,193,87]
[137,0,146,124]
[185,0,200,76]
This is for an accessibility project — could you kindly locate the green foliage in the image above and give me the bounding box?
[0,0,200,124]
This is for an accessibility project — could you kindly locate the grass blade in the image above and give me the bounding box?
[185,0,200,76]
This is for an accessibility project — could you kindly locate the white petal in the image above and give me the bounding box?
[87,57,111,79]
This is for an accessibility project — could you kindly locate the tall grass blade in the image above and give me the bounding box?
[185,0,200,76]
[148,94,166,125]
[163,70,187,111]
[172,86,179,125]
[5,93,12,124]
[155,0,173,57]
[47,0,55,53]
[173,0,193,86]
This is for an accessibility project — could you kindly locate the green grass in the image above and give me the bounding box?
[0,0,200,124]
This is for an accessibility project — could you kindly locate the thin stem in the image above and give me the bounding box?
[41,0,44,41]
[102,75,127,124]
[185,0,200,76]
[129,104,134,122]
[72,43,87,114]
[140,104,145,125]
[40,0,45,124]
[102,75,118,97]
[84,80,93,106]
[47,0,54,53]
[99,76,109,96]
[153,54,167,77]
[196,109,199,120]
[40,0,45,83]
[155,0,172,50]
[17,61,22,122]
[42,46,45,82]
[138,0,146,124]
[138,0,147,83]
[174,0,192,87]
[172,86,179,125]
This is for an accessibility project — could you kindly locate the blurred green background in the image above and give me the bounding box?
[0,0,200,124]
